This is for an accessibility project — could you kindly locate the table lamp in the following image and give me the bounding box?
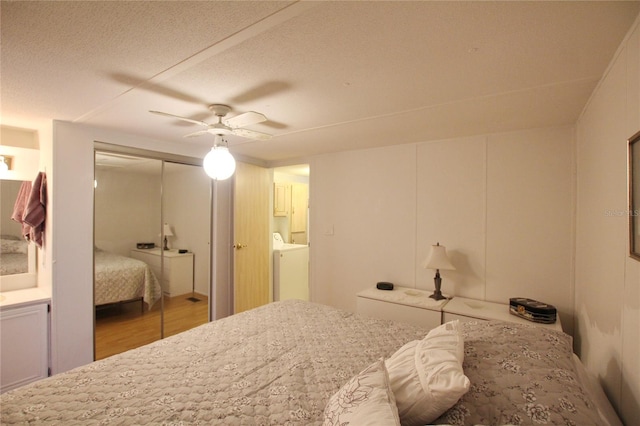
[423,242,455,300]
[163,223,174,250]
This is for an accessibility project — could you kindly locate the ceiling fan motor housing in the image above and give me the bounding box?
[208,104,232,117]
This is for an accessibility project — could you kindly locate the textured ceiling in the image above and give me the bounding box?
[2,1,639,164]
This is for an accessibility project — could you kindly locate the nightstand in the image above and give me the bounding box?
[130,248,194,297]
[356,286,448,329]
[442,296,563,332]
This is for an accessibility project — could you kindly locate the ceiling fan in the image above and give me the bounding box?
[149,104,273,140]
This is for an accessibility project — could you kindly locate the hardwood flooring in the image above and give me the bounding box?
[95,293,209,360]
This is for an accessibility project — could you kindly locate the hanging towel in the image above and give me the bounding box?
[23,172,47,248]
[11,181,33,239]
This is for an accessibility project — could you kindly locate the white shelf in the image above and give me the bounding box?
[0,287,51,309]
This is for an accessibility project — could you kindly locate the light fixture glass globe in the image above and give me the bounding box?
[203,146,236,180]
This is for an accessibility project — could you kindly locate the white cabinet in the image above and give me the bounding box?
[131,249,194,297]
[1,295,50,393]
[356,286,447,329]
[273,183,291,217]
[442,296,563,331]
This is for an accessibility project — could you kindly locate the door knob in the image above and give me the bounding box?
[233,243,247,250]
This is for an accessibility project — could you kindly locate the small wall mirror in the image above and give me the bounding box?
[629,131,640,260]
[0,179,37,290]
[0,125,40,291]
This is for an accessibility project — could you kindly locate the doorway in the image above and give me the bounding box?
[93,147,212,360]
[271,164,310,302]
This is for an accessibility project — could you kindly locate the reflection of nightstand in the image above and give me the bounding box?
[442,296,563,331]
[356,286,448,329]
[130,248,194,297]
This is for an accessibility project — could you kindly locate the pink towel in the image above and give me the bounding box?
[23,172,47,248]
[11,181,33,239]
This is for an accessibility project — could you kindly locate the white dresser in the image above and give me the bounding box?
[0,288,50,393]
[131,248,194,297]
[442,296,563,331]
[356,286,448,329]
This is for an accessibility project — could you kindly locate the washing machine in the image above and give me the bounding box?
[273,233,309,301]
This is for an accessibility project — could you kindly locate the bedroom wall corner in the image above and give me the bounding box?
[485,126,575,331]
[622,16,640,424]
[575,12,640,424]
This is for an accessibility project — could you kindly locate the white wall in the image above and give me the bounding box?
[310,125,575,332]
[575,16,640,425]
[163,164,212,295]
[94,168,162,255]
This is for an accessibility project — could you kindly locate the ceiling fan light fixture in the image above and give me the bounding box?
[203,143,236,181]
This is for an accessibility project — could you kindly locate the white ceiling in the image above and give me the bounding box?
[2,1,639,165]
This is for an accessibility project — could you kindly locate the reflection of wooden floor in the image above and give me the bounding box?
[95,293,209,360]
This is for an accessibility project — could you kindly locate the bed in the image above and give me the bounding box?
[0,299,621,425]
[94,248,162,309]
[0,236,28,275]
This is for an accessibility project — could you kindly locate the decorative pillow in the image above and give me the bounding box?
[385,320,470,426]
[1,238,28,254]
[323,358,400,426]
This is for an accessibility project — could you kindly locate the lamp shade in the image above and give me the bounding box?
[163,223,174,237]
[203,145,236,180]
[423,243,455,270]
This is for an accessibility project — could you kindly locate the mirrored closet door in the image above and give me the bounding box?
[94,148,211,360]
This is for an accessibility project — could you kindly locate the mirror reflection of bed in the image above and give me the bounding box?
[93,149,211,360]
[0,180,30,276]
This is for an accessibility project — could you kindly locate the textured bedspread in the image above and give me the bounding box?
[434,320,604,425]
[1,300,426,424]
[0,253,27,275]
[0,238,28,275]
[94,250,162,308]
[1,300,607,425]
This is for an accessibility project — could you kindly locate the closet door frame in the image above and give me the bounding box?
[93,142,213,358]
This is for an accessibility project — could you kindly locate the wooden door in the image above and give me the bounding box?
[233,162,270,313]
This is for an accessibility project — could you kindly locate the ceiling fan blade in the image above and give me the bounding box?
[232,128,273,140]
[183,130,209,138]
[224,111,267,129]
[149,110,208,127]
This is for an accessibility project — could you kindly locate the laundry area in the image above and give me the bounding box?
[271,165,310,302]
[272,232,309,301]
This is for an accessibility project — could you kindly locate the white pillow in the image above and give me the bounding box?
[324,358,400,426]
[385,320,470,426]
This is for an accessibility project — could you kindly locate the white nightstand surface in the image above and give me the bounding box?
[443,296,562,331]
[357,286,449,310]
[356,286,447,329]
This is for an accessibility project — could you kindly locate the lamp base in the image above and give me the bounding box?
[430,271,446,300]
[429,290,446,301]
[163,236,169,251]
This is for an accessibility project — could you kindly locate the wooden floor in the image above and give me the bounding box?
[95,293,209,360]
